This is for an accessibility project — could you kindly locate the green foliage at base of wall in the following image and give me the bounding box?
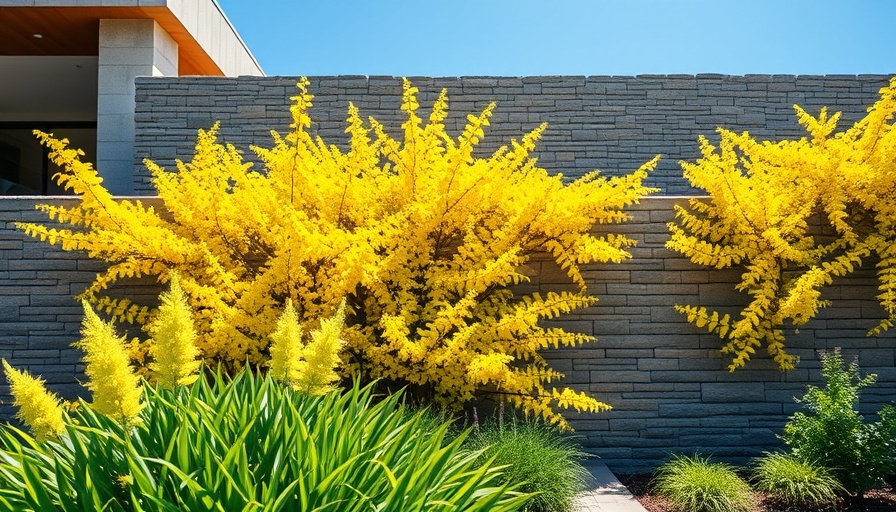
[465,417,589,512]
[653,454,753,512]
[782,350,896,494]
[0,371,531,511]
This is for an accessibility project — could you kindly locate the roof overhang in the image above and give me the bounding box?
[0,1,263,76]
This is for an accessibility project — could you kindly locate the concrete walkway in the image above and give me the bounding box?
[571,462,648,512]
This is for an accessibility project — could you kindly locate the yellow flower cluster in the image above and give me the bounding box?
[20,78,656,427]
[3,280,349,440]
[669,77,896,371]
[268,299,304,385]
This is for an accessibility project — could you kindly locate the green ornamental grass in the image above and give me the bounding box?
[751,452,842,507]
[0,370,532,511]
[653,454,753,512]
[464,417,590,512]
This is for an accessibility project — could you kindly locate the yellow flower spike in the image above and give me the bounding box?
[75,301,144,423]
[268,299,346,395]
[2,359,65,441]
[297,300,346,395]
[147,273,201,388]
[268,298,306,385]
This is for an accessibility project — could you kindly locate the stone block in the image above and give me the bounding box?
[702,382,765,402]
[858,348,895,367]
[659,402,739,417]
[589,382,634,393]
[638,358,679,371]
[592,370,651,383]
[606,348,654,358]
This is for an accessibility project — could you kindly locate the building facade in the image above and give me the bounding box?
[0,0,263,195]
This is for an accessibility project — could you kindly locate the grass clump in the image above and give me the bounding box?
[465,416,590,512]
[653,454,753,512]
[751,452,842,507]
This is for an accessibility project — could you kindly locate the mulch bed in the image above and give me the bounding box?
[617,473,896,512]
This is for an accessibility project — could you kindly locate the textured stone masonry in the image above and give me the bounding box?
[537,199,895,472]
[0,198,99,420]
[0,196,893,473]
[134,74,893,195]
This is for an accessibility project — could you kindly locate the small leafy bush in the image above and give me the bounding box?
[653,454,753,512]
[782,349,896,494]
[465,417,589,512]
[0,372,531,511]
[751,452,842,507]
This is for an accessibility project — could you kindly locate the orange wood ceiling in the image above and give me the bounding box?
[0,6,222,76]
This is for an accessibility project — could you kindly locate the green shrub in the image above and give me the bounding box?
[653,454,753,512]
[464,417,589,512]
[782,349,896,494]
[0,370,531,511]
[751,452,842,507]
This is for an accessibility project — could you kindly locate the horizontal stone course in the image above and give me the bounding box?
[134,74,893,196]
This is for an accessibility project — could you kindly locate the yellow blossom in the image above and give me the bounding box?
[268,299,345,395]
[75,301,144,422]
[147,273,201,388]
[268,299,305,385]
[298,300,346,395]
[2,359,64,441]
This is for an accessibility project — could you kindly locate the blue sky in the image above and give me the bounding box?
[216,0,896,77]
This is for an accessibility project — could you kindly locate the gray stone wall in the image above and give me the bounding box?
[134,74,892,195]
[0,198,100,420]
[0,198,160,421]
[1,196,893,473]
[534,198,896,472]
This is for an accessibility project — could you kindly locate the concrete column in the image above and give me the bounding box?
[97,19,178,195]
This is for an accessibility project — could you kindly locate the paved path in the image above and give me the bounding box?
[571,462,648,512]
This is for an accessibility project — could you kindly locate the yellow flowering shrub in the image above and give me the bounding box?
[20,78,657,427]
[668,77,896,371]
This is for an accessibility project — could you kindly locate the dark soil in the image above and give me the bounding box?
[617,473,896,512]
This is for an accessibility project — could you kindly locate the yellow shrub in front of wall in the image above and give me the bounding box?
[668,77,896,371]
[19,78,657,428]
